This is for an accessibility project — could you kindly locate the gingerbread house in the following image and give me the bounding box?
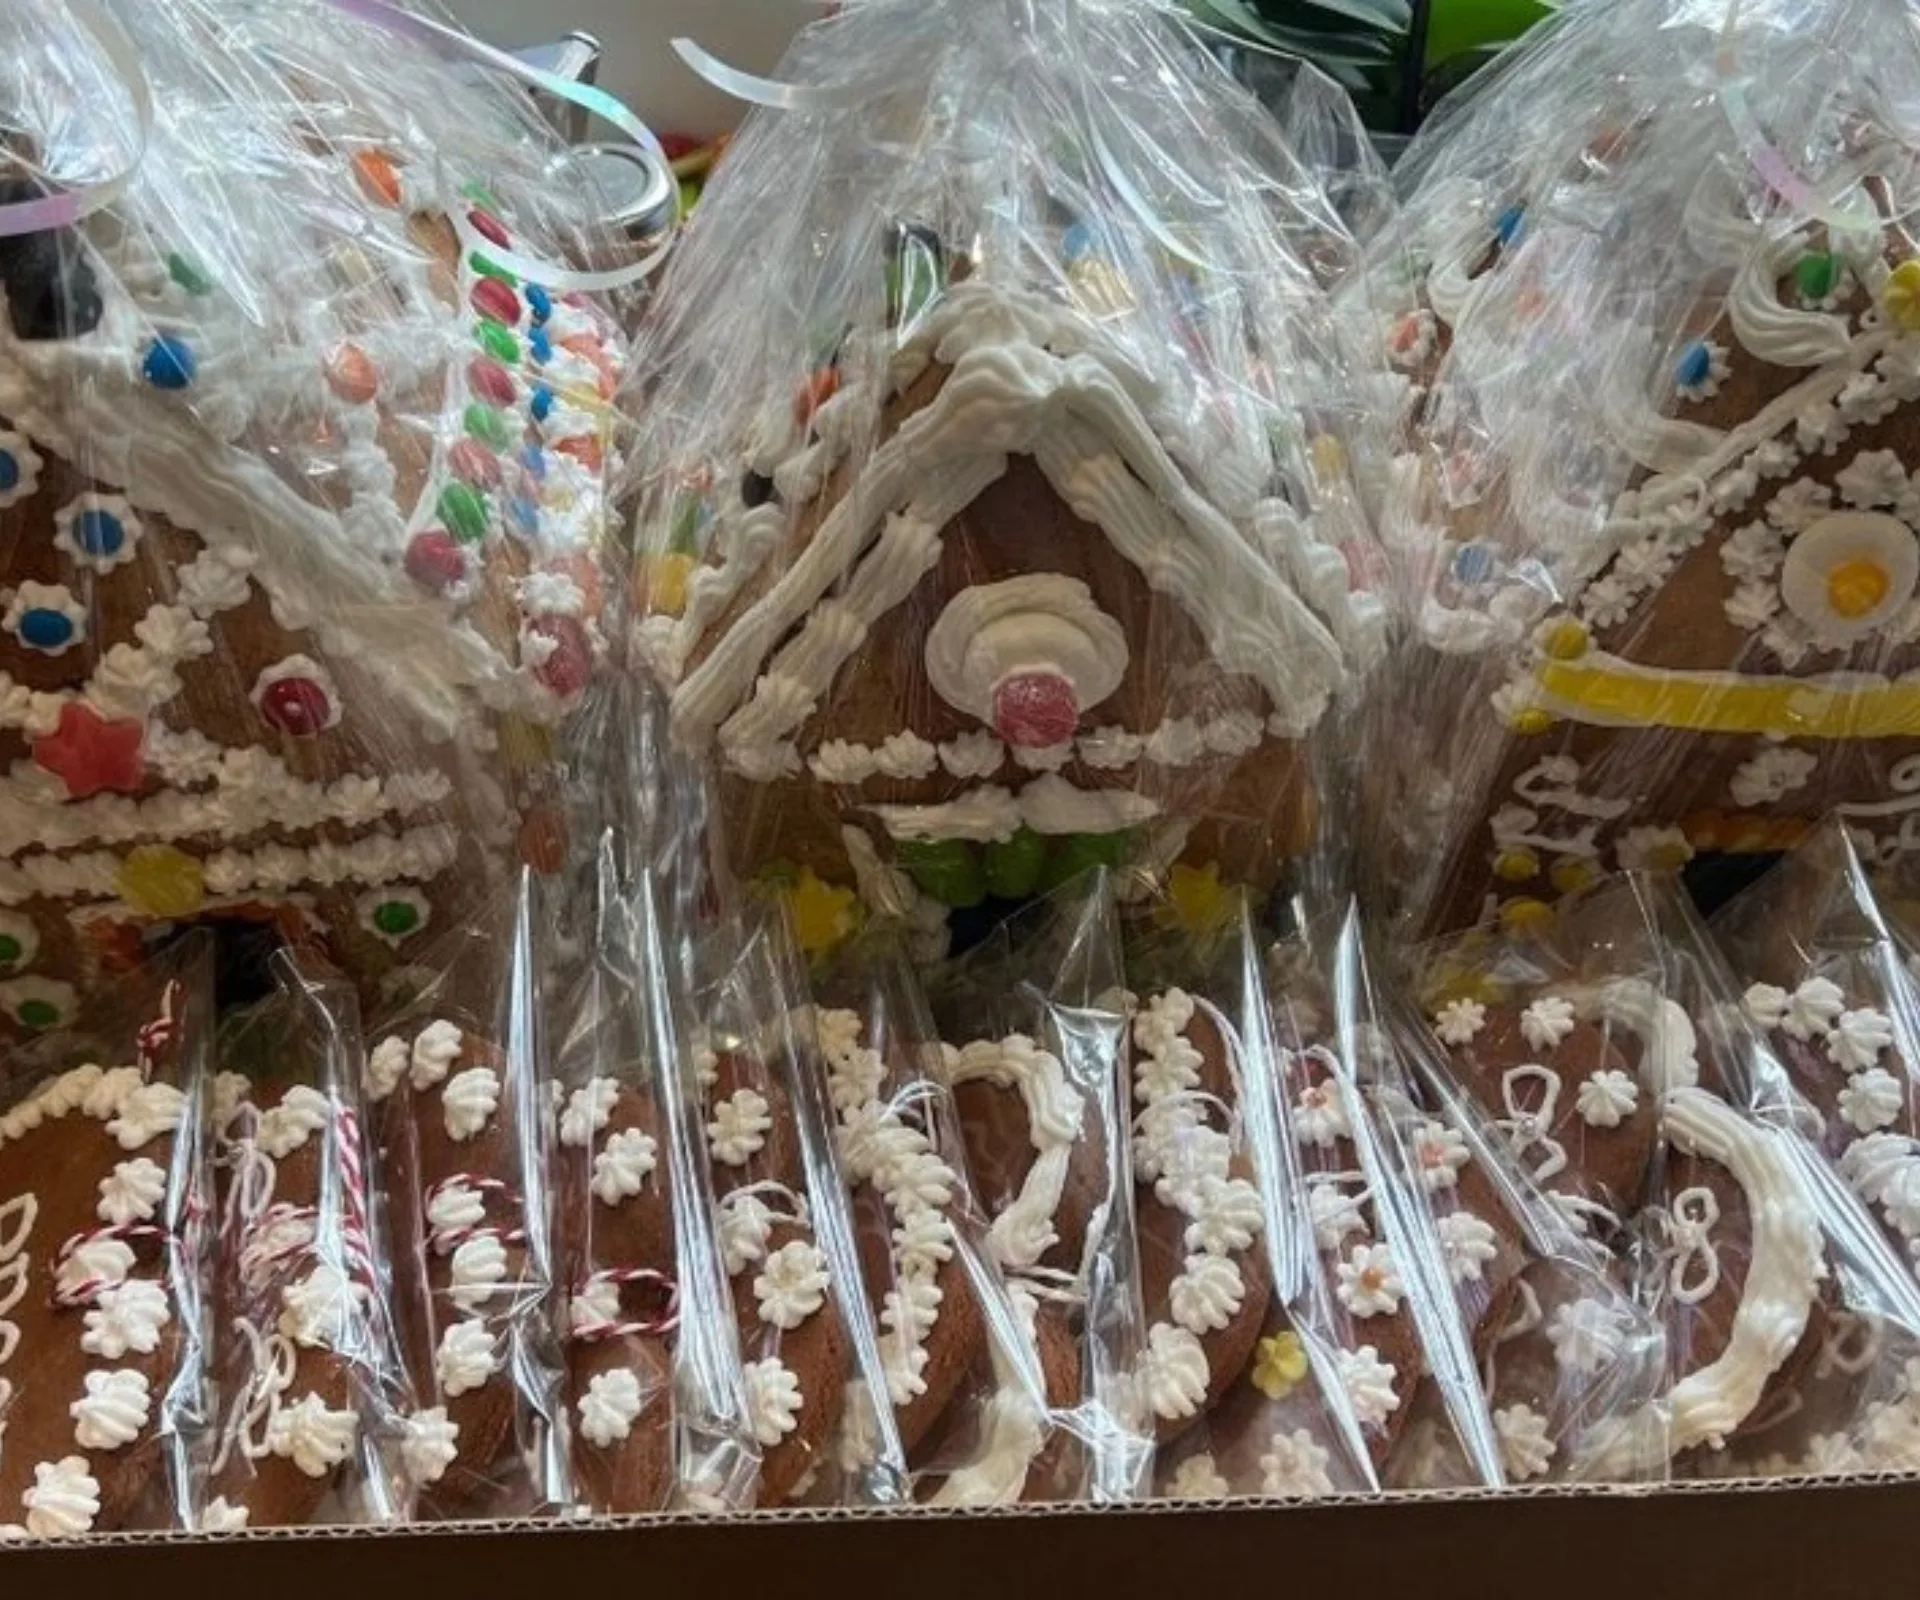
[1375,16,1920,933]
[637,262,1379,955]
[0,24,625,1032]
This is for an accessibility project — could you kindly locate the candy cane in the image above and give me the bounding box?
[332,1104,378,1288]
[49,1221,165,1308]
[570,1267,680,1341]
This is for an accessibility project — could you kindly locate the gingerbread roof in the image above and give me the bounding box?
[645,280,1354,770]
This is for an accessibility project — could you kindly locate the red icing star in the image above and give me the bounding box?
[33,703,146,799]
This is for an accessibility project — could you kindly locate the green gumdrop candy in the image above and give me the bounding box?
[984,828,1046,901]
[1040,829,1134,893]
[1795,252,1838,301]
[897,839,986,909]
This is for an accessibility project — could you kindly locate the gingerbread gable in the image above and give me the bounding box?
[647,280,1350,784]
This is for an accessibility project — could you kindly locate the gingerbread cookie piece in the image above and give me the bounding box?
[1743,975,1920,1268]
[1429,993,1661,1240]
[205,1072,378,1529]
[816,1007,983,1471]
[700,1042,848,1503]
[557,1077,676,1513]
[0,1034,192,1536]
[1128,989,1272,1444]
[366,1019,548,1516]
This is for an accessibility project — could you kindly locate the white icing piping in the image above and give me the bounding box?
[0,823,456,909]
[669,284,1343,753]
[947,1036,1084,1274]
[1660,1086,1824,1453]
[865,776,1159,844]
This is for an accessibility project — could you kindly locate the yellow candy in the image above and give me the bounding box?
[1509,706,1556,736]
[783,868,861,958]
[1493,847,1539,884]
[1308,434,1349,483]
[649,552,697,618]
[1884,258,1920,332]
[117,845,205,919]
[1541,618,1590,661]
[1161,861,1240,938]
[1501,897,1555,934]
[1251,1332,1310,1402]
[1550,858,1600,894]
[1829,557,1890,620]
[499,716,553,770]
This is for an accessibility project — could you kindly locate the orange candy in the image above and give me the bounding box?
[326,343,379,405]
[554,434,604,473]
[353,150,403,209]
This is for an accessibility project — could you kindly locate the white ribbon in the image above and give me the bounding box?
[1498,1064,1569,1184]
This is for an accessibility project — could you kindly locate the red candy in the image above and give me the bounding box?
[468,208,511,248]
[32,703,145,799]
[991,671,1079,750]
[448,439,503,489]
[259,676,333,737]
[470,277,521,326]
[404,530,467,594]
[467,355,517,406]
[527,615,593,699]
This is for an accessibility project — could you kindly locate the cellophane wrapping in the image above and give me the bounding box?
[896,872,1146,1504]
[1713,822,1920,1474]
[553,844,755,1515]
[1355,0,1920,937]
[0,0,635,1051]
[361,871,567,1519]
[1411,870,1920,1480]
[0,935,212,1535]
[204,948,410,1528]
[623,0,1390,979]
[689,910,905,1507]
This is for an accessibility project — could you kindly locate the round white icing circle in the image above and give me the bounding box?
[1778,510,1918,644]
[923,576,1128,726]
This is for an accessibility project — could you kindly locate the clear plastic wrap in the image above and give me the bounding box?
[361,870,566,1519]
[0,0,637,1041]
[1410,871,1920,1479]
[204,948,410,1529]
[625,0,1390,976]
[554,843,755,1515]
[691,909,904,1506]
[1712,821,1920,1472]
[805,924,1058,1503]
[1358,0,1920,936]
[916,872,1148,1504]
[0,934,212,1537]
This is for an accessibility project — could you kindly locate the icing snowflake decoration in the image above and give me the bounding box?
[1433,998,1487,1045]
[1520,996,1577,1052]
[1334,1243,1404,1318]
[1336,1345,1400,1430]
[1494,1402,1554,1481]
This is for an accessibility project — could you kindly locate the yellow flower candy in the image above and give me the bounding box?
[783,868,861,958]
[1501,897,1555,934]
[1541,618,1590,661]
[1550,858,1600,895]
[116,846,205,919]
[1884,259,1920,332]
[1493,847,1539,884]
[1251,1331,1311,1401]
[1161,862,1240,938]
[649,552,697,618]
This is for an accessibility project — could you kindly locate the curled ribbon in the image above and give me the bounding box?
[0,0,151,241]
[1714,0,1877,234]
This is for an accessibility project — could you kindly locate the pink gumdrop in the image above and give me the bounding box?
[991,670,1079,750]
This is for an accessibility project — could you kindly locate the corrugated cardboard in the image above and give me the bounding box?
[5,1476,1917,1594]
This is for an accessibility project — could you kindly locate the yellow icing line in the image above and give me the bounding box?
[1535,654,1920,739]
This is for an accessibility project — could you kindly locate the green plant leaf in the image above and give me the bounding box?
[1422,0,1557,69]
[1190,0,1398,56]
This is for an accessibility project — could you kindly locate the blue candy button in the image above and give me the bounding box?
[141,336,197,390]
[0,452,17,493]
[529,327,552,364]
[73,509,125,556]
[530,384,554,423]
[18,608,74,650]
[526,284,552,324]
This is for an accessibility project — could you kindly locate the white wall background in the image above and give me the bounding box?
[444,0,821,139]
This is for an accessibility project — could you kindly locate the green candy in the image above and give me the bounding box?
[464,402,512,450]
[439,482,490,544]
[373,901,420,937]
[984,828,1046,901]
[475,318,520,364]
[461,179,504,211]
[1795,252,1839,302]
[0,934,19,968]
[1040,829,1135,893]
[470,252,518,286]
[17,999,58,1031]
[896,839,987,909]
[885,253,943,328]
[669,489,707,555]
[167,252,213,296]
